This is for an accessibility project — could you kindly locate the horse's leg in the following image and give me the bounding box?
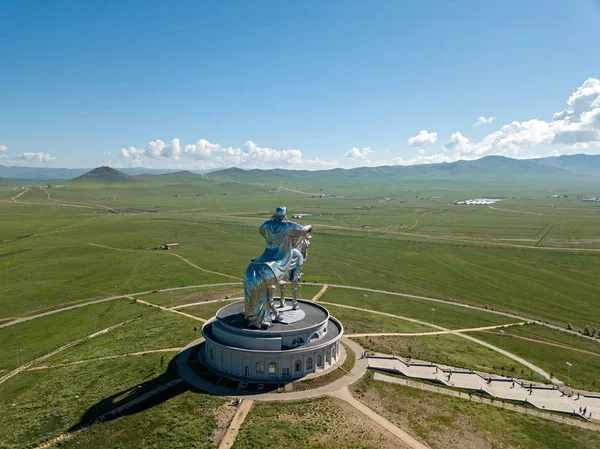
[266,279,283,323]
[279,283,286,308]
[292,280,299,310]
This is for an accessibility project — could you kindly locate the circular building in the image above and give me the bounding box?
[201,299,343,381]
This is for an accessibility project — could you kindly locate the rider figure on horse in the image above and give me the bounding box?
[244,207,312,329]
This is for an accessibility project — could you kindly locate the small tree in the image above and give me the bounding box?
[584,325,591,336]
[567,323,573,330]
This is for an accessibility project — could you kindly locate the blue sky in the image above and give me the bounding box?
[1,0,599,169]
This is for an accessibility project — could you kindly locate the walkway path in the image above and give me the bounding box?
[316,284,600,343]
[0,318,138,385]
[10,187,29,201]
[27,347,183,371]
[218,399,254,449]
[4,281,595,347]
[347,321,531,338]
[217,212,600,253]
[368,355,598,418]
[33,378,185,449]
[372,371,599,428]
[87,242,240,280]
[171,297,242,310]
[330,387,429,449]
[177,337,427,448]
[480,331,600,357]
[320,301,556,383]
[311,284,329,302]
[0,283,241,329]
[176,337,369,402]
[135,298,207,322]
[40,186,50,199]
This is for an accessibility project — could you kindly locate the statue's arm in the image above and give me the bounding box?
[289,222,311,237]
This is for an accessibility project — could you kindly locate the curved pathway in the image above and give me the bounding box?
[87,242,240,280]
[0,318,138,385]
[316,284,600,343]
[27,347,183,371]
[311,284,329,302]
[346,321,531,338]
[177,337,428,448]
[0,283,242,329]
[10,187,29,201]
[176,337,369,402]
[319,301,556,383]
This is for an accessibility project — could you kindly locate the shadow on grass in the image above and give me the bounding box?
[68,355,190,434]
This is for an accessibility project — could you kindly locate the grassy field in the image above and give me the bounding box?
[319,287,518,330]
[325,304,432,334]
[352,372,600,449]
[355,333,548,383]
[0,352,203,448]
[46,311,199,364]
[137,284,243,308]
[1,175,599,447]
[183,300,239,320]
[468,324,600,391]
[233,397,405,449]
[49,388,228,449]
[0,300,151,371]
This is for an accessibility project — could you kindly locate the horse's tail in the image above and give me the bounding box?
[243,263,276,328]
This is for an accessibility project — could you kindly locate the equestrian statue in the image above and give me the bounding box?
[243,207,312,329]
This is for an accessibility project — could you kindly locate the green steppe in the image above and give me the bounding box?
[1,171,599,447]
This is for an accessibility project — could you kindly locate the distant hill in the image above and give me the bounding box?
[208,154,600,188]
[0,176,18,186]
[134,170,207,182]
[0,165,209,180]
[72,166,135,183]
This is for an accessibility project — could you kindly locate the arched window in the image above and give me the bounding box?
[331,347,336,362]
[310,333,319,341]
[317,355,322,367]
[209,348,213,360]
[268,362,276,374]
[256,361,264,374]
[326,351,330,364]
[306,358,313,370]
[295,360,302,372]
[244,366,249,376]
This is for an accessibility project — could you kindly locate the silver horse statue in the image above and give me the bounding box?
[244,207,312,329]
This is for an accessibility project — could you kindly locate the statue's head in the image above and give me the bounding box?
[273,206,287,220]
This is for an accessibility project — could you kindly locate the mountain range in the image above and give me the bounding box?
[1,155,599,188]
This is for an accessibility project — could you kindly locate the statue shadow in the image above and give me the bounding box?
[68,355,191,433]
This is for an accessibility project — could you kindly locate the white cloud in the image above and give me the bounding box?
[550,150,560,157]
[439,78,600,161]
[473,116,496,127]
[0,145,8,152]
[102,151,111,156]
[345,147,374,160]
[114,78,600,169]
[19,152,56,163]
[119,138,312,169]
[244,141,303,164]
[407,130,438,147]
[569,142,588,150]
[120,146,145,159]
[183,139,220,160]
